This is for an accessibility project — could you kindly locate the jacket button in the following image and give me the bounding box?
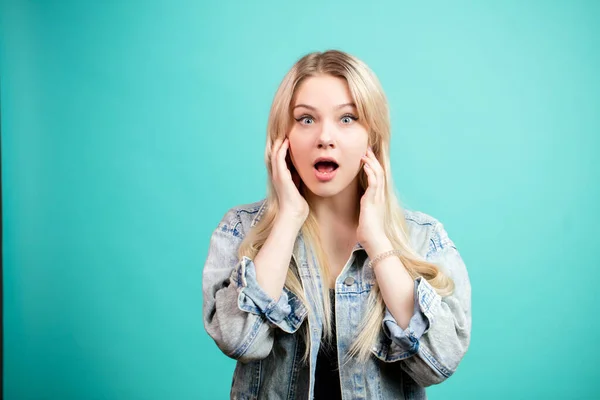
[343,276,355,286]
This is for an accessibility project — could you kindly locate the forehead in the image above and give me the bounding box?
[293,75,354,108]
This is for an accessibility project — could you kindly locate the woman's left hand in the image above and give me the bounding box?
[357,147,393,256]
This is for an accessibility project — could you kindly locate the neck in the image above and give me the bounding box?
[305,178,361,230]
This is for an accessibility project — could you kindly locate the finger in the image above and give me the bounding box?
[361,153,374,168]
[361,154,378,185]
[367,147,384,176]
[362,156,383,204]
[366,148,385,202]
[271,138,283,179]
[277,138,291,180]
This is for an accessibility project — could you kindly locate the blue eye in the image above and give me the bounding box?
[295,115,315,125]
[341,114,358,124]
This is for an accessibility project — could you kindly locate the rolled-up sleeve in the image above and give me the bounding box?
[232,256,307,333]
[381,276,439,357]
[202,208,307,363]
[373,221,471,387]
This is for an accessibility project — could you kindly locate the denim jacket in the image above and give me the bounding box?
[202,199,471,399]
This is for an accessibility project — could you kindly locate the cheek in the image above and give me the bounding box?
[288,138,306,170]
[348,141,369,164]
[348,151,366,173]
[348,128,369,153]
[341,140,369,174]
[288,133,309,159]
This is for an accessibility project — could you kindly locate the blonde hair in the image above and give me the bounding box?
[238,49,454,363]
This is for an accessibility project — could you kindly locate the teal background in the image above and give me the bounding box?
[1,0,599,399]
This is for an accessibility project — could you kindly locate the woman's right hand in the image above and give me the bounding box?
[271,137,309,224]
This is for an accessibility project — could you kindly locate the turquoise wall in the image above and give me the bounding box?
[2,0,599,398]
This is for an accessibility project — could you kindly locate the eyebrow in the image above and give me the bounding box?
[293,102,356,111]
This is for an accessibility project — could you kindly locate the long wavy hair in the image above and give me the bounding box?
[238,49,454,363]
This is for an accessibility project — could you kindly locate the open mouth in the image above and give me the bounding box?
[313,160,339,173]
[313,160,339,182]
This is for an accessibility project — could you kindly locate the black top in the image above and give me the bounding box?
[313,289,342,400]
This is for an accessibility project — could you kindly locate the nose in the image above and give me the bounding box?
[317,138,334,149]
[317,122,336,149]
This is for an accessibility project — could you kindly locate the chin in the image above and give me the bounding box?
[303,179,349,198]
[307,188,340,198]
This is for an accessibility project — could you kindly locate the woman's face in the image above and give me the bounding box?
[288,74,369,199]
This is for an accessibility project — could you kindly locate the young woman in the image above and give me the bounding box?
[202,49,471,400]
